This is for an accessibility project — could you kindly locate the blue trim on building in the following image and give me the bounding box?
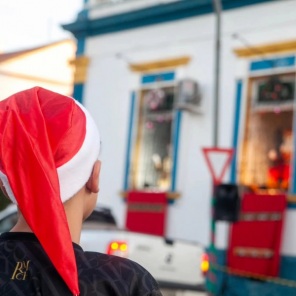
[75,0,89,25]
[73,38,86,103]
[76,38,86,55]
[280,254,296,281]
[141,72,175,84]
[62,0,276,38]
[171,110,182,195]
[123,91,136,190]
[250,55,295,71]
[139,70,180,197]
[123,72,179,195]
[212,249,296,296]
[230,80,243,183]
[287,203,296,209]
[218,274,296,296]
[70,1,88,104]
[73,84,84,103]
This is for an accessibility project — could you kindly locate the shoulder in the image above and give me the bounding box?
[80,250,155,279]
[76,250,163,296]
[81,250,147,271]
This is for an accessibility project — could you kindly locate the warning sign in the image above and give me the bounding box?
[202,147,234,185]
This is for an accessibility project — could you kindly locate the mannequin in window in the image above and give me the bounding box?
[267,130,292,190]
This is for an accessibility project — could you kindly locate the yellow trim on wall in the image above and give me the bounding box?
[69,55,90,83]
[129,56,191,72]
[234,40,296,58]
[0,70,70,86]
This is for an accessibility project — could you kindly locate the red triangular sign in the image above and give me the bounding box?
[202,147,234,185]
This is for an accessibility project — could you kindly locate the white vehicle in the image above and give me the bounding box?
[0,204,208,292]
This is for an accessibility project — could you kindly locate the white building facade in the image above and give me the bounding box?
[64,1,296,294]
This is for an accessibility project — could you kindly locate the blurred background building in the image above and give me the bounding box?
[62,0,296,295]
[63,0,296,240]
[1,0,296,295]
[0,39,76,99]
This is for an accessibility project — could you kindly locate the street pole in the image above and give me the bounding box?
[213,0,221,148]
[207,1,222,295]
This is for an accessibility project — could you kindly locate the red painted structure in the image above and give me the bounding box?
[125,191,167,236]
[227,193,286,277]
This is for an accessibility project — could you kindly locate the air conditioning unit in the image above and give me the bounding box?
[175,79,202,114]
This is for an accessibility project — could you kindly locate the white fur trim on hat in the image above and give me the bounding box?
[58,101,100,202]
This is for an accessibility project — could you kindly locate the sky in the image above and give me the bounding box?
[0,0,83,53]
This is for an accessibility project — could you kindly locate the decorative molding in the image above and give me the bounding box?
[234,40,296,58]
[249,55,295,71]
[69,55,90,84]
[130,56,191,72]
[0,70,70,86]
[63,0,275,38]
[119,191,181,200]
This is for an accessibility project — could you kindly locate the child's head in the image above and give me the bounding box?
[0,86,101,295]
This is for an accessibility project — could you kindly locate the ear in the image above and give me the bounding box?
[86,160,101,193]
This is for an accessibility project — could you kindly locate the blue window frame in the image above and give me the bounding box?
[124,71,181,193]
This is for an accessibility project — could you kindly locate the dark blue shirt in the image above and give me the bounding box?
[0,232,162,296]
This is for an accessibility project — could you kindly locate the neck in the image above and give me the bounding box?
[63,197,84,244]
[11,214,33,233]
[10,195,85,244]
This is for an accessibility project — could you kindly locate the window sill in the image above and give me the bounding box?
[119,190,181,201]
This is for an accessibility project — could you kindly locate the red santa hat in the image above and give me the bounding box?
[0,87,101,295]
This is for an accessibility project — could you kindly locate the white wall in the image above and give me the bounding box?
[89,0,178,19]
[83,0,296,247]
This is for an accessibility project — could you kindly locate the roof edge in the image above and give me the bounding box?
[62,0,276,38]
[0,39,75,63]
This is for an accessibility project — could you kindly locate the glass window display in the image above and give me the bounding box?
[239,73,295,192]
[131,86,175,190]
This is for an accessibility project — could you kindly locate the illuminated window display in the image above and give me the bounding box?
[239,73,295,191]
[131,86,175,190]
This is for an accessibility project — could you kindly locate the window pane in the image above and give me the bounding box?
[133,86,175,190]
[239,73,295,191]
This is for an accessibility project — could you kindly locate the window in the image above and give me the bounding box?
[239,73,295,191]
[253,74,295,112]
[131,86,176,190]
